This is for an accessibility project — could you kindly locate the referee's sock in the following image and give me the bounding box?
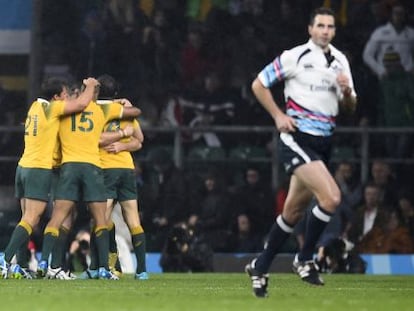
[254,215,294,274]
[298,205,332,262]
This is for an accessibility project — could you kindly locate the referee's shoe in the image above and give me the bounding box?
[245,259,269,298]
[293,254,324,286]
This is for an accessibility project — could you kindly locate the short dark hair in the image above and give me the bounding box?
[97,74,119,99]
[309,7,335,26]
[39,76,69,100]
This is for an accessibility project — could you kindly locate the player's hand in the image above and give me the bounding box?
[103,142,123,153]
[82,77,100,87]
[336,73,351,96]
[122,125,134,137]
[117,98,132,107]
[275,114,296,133]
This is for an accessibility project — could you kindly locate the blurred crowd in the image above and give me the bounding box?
[35,0,414,135]
[66,154,414,272]
[0,0,413,159]
[141,154,414,253]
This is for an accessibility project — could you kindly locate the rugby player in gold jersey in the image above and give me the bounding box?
[37,78,141,280]
[0,76,99,279]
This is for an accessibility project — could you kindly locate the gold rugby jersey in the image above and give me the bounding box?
[18,98,65,169]
[52,138,62,168]
[100,119,139,169]
[58,101,123,167]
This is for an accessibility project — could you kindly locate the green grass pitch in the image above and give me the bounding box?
[1,273,413,311]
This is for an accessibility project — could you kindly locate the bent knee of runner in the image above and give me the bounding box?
[317,191,341,213]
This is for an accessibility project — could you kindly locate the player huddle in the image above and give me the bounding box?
[0,74,148,281]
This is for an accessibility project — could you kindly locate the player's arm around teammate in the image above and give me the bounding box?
[101,120,144,223]
[0,77,99,279]
[100,115,148,279]
[19,78,100,231]
[38,80,140,279]
[21,77,99,228]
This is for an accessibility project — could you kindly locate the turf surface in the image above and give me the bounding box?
[1,273,413,311]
